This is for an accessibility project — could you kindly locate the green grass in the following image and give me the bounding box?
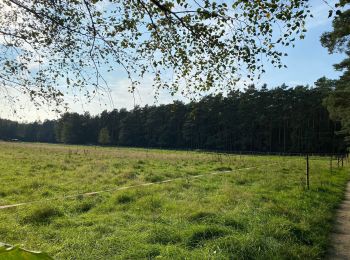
[0,141,348,259]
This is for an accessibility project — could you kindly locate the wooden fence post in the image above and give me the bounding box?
[330,155,333,174]
[306,154,310,190]
[337,155,340,168]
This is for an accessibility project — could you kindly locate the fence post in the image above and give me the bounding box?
[306,154,310,190]
[337,155,340,168]
[330,155,333,174]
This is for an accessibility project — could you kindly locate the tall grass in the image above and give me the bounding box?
[0,142,348,259]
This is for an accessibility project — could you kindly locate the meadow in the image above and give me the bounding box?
[0,141,349,259]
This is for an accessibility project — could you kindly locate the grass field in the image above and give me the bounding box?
[0,142,349,259]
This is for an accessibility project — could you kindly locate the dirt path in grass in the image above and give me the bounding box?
[328,181,350,260]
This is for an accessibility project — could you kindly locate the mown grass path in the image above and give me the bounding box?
[328,180,350,260]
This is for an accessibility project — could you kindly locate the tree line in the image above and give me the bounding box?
[0,83,347,154]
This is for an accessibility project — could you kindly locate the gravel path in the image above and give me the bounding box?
[328,181,350,259]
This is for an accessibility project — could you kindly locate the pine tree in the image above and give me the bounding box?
[321,6,350,145]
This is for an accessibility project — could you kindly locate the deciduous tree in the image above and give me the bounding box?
[0,0,311,110]
[98,127,111,145]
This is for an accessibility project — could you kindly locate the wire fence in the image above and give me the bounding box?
[0,149,348,210]
[0,162,280,210]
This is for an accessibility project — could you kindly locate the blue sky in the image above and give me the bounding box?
[259,0,343,87]
[0,0,344,122]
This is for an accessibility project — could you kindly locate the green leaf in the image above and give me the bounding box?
[0,244,53,260]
